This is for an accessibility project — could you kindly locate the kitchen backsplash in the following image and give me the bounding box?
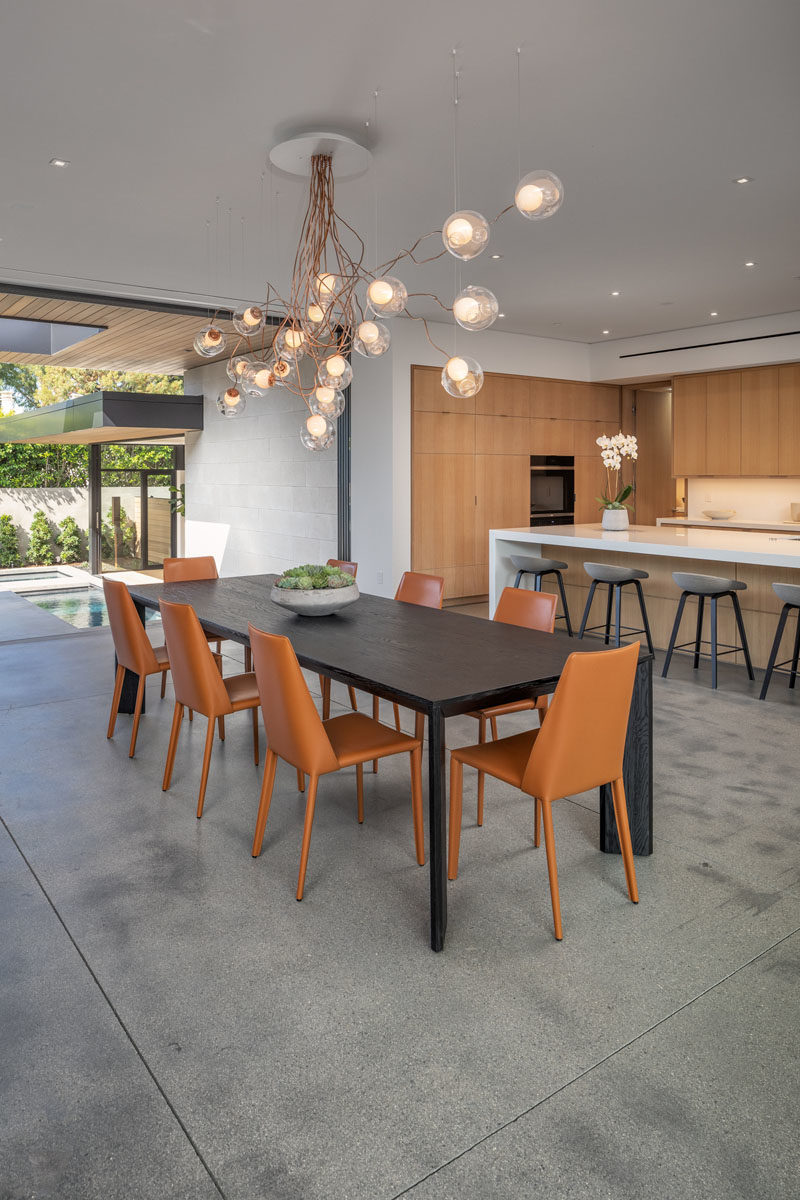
[686,477,800,523]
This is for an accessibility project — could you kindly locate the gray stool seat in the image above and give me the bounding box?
[510,555,568,573]
[584,562,649,584]
[672,571,744,595]
[759,582,800,699]
[662,574,753,689]
[772,581,800,606]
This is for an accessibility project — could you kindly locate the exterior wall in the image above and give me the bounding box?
[182,361,337,577]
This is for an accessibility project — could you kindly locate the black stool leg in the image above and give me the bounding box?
[759,604,791,700]
[789,610,800,689]
[555,571,573,637]
[578,580,598,640]
[710,596,719,689]
[662,592,689,678]
[693,594,705,668]
[632,579,654,656]
[534,573,543,591]
[614,583,622,647]
[513,570,524,588]
[730,593,755,681]
[604,584,614,645]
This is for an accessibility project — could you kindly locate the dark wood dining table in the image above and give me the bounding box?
[123,574,653,951]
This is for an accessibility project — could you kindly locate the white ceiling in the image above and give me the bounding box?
[1,0,798,344]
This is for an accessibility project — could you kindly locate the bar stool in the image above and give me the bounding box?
[759,583,800,700]
[510,555,573,636]
[577,563,654,655]
[662,572,754,690]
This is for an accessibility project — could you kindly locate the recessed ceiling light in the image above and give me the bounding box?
[491,254,503,260]
[610,291,620,297]
[734,176,752,184]
[498,312,505,318]
[602,329,610,335]
[710,311,718,317]
[744,261,756,268]
[49,158,70,168]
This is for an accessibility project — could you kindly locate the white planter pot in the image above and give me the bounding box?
[601,508,630,531]
[270,581,359,617]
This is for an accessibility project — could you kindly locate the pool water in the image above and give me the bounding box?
[28,587,160,630]
[0,569,70,582]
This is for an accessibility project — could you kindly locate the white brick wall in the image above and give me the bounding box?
[183,360,338,577]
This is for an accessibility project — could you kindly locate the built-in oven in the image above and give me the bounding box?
[530,455,575,526]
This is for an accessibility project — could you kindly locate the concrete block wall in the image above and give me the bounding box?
[183,361,338,577]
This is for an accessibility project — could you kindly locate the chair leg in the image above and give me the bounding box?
[513,569,524,588]
[251,705,259,766]
[162,702,184,791]
[578,580,598,640]
[448,756,464,880]
[218,715,225,740]
[661,591,688,678]
[251,748,277,857]
[789,611,800,689]
[490,715,499,741]
[614,584,622,647]
[410,745,424,865]
[533,797,541,847]
[372,695,380,772]
[731,592,755,680]
[296,774,320,900]
[693,594,705,668]
[107,664,125,739]
[244,645,252,672]
[297,767,305,792]
[393,702,402,732]
[555,571,573,637]
[759,605,791,699]
[320,675,331,720]
[633,579,654,655]
[540,799,563,941]
[610,777,639,903]
[414,712,425,741]
[160,669,167,699]
[348,686,358,711]
[477,714,486,826]
[710,596,719,689]
[356,762,364,823]
[604,584,614,645]
[129,675,146,758]
[189,708,193,722]
[196,719,216,819]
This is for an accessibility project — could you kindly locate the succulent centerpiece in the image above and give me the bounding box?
[270,563,359,616]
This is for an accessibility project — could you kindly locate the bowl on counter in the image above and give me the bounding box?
[702,509,737,520]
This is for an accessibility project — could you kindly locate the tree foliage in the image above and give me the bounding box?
[57,515,83,563]
[1,365,182,409]
[27,510,55,565]
[0,514,21,567]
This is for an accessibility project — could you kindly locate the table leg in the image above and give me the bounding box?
[600,655,653,855]
[118,599,147,716]
[427,705,447,951]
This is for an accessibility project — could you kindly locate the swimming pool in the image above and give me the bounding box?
[0,568,70,581]
[27,587,160,629]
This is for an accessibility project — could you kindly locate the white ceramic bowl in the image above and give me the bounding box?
[270,581,359,616]
[702,509,736,520]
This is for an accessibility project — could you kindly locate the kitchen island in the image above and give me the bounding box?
[489,523,800,668]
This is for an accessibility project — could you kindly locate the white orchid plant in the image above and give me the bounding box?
[596,432,638,510]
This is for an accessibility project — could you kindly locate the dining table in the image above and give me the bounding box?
[122,574,654,951]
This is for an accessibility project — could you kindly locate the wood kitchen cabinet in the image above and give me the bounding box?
[741,367,779,475]
[474,455,530,590]
[705,371,741,474]
[475,414,531,454]
[574,456,607,524]
[778,364,800,475]
[412,453,477,580]
[672,374,707,475]
[530,417,574,454]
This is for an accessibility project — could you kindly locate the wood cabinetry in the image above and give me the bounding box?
[705,371,741,474]
[741,367,779,475]
[778,364,800,475]
[410,365,622,598]
[672,375,707,476]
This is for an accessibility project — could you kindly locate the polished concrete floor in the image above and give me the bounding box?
[1,590,799,1199]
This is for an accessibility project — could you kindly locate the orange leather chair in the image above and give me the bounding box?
[248,624,425,900]
[448,641,640,940]
[319,558,359,718]
[104,577,171,758]
[468,587,558,825]
[162,555,248,669]
[160,599,260,819]
[372,572,444,762]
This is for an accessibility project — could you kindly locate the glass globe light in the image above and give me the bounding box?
[366,276,407,316]
[452,285,500,331]
[276,326,307,359]
[301,413,336,451]
[193,324,227,357]
[225,355,250,383]
[241,361,275,395]
[441,355,484,398]
[353,319,391,358]
[314,272,339,301]
[318,354,353,389]
[272,358,295,386]
[216,387,247,417]
[232,304,265,336]
[514,171,564,220]
[312,385,346,418]
[306,303,326,325]
[442,210,490,260]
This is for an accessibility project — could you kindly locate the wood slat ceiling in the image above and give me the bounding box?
[0,292,250,374]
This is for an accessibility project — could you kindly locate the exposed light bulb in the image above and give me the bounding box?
[368,279,394,306]
[306,414,328,438]
[307,303,325,323]
[453,296,480,324]
[242,306,262,327]
[223,388,240,407]
[273,360,292,379]
[315,272,337,298]
[446,356,469,383]
[516,184,544,214]
[315,386,336,404]
[358,320,379,344]
[285,328,305,349]
[253,368,274,389]
[446,217,473,246]
[514,171,564,221]
[325,354,347,378]
[203,328,222,348]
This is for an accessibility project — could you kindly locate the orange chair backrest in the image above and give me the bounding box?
[395,571,444,609]
[521,642,639,802]
[163,556,219,583]
[248,625,338,776]
[494,587,557,633]
[327,558,358,578]
[159,599,232,717]
[103,578,159,676]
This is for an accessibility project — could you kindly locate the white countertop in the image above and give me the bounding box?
[658,516,800,533]
[489,523,800,569]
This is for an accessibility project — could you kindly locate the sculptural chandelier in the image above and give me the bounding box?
[193,131,563,451]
